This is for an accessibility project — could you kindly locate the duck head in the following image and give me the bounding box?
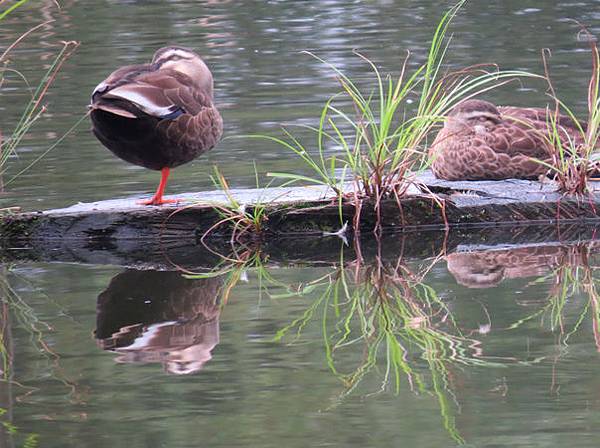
[445,99,502,134]
[152,46,214,98]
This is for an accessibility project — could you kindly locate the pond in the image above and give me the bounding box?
[4,229,600,447]
[2,1,600,447]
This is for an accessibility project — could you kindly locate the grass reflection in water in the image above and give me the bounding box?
[183,233,600,444]
[2,232,600,445]
[188,241,502,443]
[0,267,80,448]
[271,247,492,444]
[506,243,600,352]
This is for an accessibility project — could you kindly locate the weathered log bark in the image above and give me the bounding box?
[1,171,600,252]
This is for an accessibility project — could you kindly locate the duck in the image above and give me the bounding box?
[428,99,585,181]
[90,46,223,205]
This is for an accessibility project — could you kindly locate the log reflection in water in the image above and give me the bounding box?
[95,270,223,375]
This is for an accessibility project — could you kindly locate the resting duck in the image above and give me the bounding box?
[90,46,223,205]
[428,99,585,181]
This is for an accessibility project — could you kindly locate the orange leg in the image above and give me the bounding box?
[138,167,179,206]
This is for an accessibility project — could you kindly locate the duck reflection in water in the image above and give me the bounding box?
[446,246,564,288]
[95,269,223,375]
[446,243,598,288]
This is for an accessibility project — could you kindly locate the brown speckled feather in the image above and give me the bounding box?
[429,100,585,180]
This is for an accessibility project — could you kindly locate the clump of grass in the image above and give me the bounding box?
[202,166,270,243]
[264,0,535,218]
[166,165,271,256]
[0,5,80,189]
[536,30,600,196]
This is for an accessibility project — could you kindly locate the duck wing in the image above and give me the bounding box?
[134,69,222,154]
[91,66,212,120]
[101,83,185,119]
[499,106,585,132]
[480,107,585,159]
[481,121,551,159]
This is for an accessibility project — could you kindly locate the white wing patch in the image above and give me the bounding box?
[92,81,109,97]
[104,85,179,118]
[92,103,137,118]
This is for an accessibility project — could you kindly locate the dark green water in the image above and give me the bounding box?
[2,1,600,447]
[4,240,600,447]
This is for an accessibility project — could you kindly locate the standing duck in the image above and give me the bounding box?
[90,46,223,205]
[428,99,585,181]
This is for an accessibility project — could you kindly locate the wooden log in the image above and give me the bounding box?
[1,170,600,249]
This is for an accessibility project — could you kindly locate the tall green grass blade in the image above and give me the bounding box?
[0,0,30,20]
